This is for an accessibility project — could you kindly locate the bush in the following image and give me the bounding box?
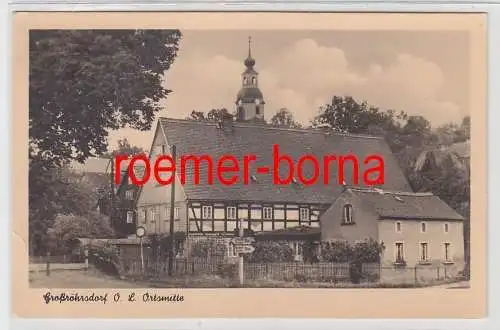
[245,241,294,263]
[321,238,385,263]
[191,239,227,258]
[321,240,352,262]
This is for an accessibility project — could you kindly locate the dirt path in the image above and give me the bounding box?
[29,269,144,288]
[428,281,470,289]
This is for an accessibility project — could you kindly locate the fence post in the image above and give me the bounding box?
[84,248,89,271]
[437,267,440,280]
[413,266,417,284]
[46,251,51,276]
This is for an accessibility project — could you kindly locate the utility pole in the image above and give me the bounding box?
[239,218,244,286]
[109,158,115,228]
[163,144,177,276]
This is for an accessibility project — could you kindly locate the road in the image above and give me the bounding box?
[29,269,143,288]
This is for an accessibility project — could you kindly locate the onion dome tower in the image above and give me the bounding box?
[235,37,265,122]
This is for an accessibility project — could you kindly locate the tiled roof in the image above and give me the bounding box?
[349,187,464,221]
[158,118,412,204]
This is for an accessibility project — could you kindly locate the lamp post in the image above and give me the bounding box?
[136,226,146,276]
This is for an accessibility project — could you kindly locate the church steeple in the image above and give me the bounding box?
[235,36,265,122]
[244,36,256,69]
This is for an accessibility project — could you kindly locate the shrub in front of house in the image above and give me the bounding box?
[190,239,227,259]
[320,240,353,263]
[245,241,294,263]
[352,238,384,263]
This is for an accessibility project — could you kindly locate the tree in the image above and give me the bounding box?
[104,138,145,157]
[186,108,233,122]
[29,30,181,254]
[46,212,115,256]
[269,108,302,128]
[29,29,182,167]
[29,162,100,255]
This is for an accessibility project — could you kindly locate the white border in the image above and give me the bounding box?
[4,1,498,330]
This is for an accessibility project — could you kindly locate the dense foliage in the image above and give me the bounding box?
[245,241,295,263]
[29,30,181,254]
[320,238,385,263]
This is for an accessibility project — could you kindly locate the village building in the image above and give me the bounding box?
[129,38,465,276]
[320,187,464,270]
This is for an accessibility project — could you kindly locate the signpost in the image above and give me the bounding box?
[234,218,255,286]
[136,226,146,275]
[234,245,255,254]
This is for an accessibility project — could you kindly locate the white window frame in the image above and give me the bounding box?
[228,242,237,257]
[175,206,180,220]
[419,242,429,262]
[299,207,309,221]
[293,242,303,259]
[126,211,134,224]
[395,221,402,233]
[150,209,156,222]
[443,242,452,262]
[343,204,353,224]
[420,221,427,233]
[394,241,405,263]
[125,190,134,200]
[263,207,273,220]
[202,206,213,219]
[226,206,237,220]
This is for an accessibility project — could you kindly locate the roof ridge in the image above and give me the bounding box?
[159,117,384,140]
[350,187,434,197]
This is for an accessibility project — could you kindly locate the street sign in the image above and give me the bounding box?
[136,226,146,238]
[234,245,255,254]
[231,237,254,245]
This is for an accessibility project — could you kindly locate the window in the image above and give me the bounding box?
[139,209,146,223]
[202,206,213,219]
[420,222,427,233]
[395,242,404,263]
[243,77,248,85]
[420,242,429,261]
[343,204,353,224]
[228,242,237,257]
[227,206,237,219]
[252,77,257,84]
[125,190,134,200]
[256,106,260,115]
[150,209,156,222]
[126,211,134,224]
[444,223,449,233]
[293,242,303,257]
[164,206,169,219]
[444,243,452,262]
[395,221,402,233]
[263,207,272,220]
[175,206,180,220]
[299,208,309,221]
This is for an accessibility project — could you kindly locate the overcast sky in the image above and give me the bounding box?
[107,30,470,151]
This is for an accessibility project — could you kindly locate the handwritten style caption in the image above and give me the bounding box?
[42,291,184,304]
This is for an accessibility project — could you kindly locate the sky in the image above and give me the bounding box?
[107,30,470,151]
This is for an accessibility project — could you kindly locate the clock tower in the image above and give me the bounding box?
[235,37,265,122]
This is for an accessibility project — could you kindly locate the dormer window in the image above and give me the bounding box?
[343,204,353,224]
